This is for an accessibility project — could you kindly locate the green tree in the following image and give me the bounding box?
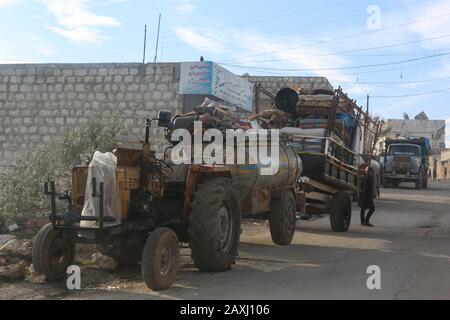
[0,112,128,214]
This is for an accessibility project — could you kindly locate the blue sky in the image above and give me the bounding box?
[0,0,449,145]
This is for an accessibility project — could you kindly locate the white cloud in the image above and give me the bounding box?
[173,27,224,52]
[0,0,21,6]
[41,0,120,44]
[409,0,450,49]
[175,2,195,14]
[173,26,354,81]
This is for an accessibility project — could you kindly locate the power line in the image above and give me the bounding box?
[239,34,450,64]
[371,87,450,98]
[219,11,450,63]
[232,0,428,44]
[224,58,441,80]
[219,51,450,72]
[225,59,444,80]
[158,0,358,42]
[163,0,426,46]
[345,60,441,76]
[333,75,450,85]
[221,0,357,28]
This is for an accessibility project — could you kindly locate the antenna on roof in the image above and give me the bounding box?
[153,14,162,63]
[142,24,147,64]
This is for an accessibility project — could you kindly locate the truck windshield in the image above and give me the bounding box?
[388,145,420,156]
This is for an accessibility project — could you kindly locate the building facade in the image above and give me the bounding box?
[430,149,450,181]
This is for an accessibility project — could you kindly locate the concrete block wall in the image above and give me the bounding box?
[0,63,182,172]
[0,63,336,172]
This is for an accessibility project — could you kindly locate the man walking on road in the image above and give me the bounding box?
[359,167,376,227]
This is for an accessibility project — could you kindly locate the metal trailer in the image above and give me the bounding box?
[289,135,357,232]
[285,88,377,232]
[32,113,304,291]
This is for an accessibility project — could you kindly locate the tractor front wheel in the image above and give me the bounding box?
[32,223,75,281]
[141,228,180,291]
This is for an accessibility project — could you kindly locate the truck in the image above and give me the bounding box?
[382,137,431,189]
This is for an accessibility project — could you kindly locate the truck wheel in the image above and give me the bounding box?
[189,178,241,272]
[415,180,422,189]
[269,190,297,246]
[415,174,423,190]
[142,228,180,291]
[32,223,75,281]
[422,174,428,189]
[330,191,352,232]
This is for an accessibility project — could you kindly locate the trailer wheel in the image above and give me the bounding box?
[142,228,180,291]
[269,190,297,246]
[330,191,352,232]
[189,178,241,272]
[32,223,75,281]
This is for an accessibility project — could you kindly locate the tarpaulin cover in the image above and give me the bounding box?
[81,151,120,228]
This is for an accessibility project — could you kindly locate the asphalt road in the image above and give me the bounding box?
[1,182,450,300]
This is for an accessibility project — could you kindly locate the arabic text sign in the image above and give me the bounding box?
[179,62,254,112]
[179,62,213,95]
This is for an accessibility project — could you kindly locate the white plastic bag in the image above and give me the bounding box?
[81,151,120,228]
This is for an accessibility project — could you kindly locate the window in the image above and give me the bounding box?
[388,145,420,156]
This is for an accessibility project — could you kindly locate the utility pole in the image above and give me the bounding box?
[142,24,147,64]
[366,94,370,115]
[153,14,161,63]
[364,94,370,156]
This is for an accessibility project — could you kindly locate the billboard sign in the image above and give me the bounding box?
[179,61,254,112]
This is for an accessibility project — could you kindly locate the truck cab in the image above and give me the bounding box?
[382,138,430,190]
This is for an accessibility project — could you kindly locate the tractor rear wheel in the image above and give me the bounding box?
[189,178,241,272]
[32,223,75,281]
[269,190,297,246]
[330,191,352,232]
[141,228,180,291]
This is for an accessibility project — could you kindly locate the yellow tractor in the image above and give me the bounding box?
[32,111,303,290]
